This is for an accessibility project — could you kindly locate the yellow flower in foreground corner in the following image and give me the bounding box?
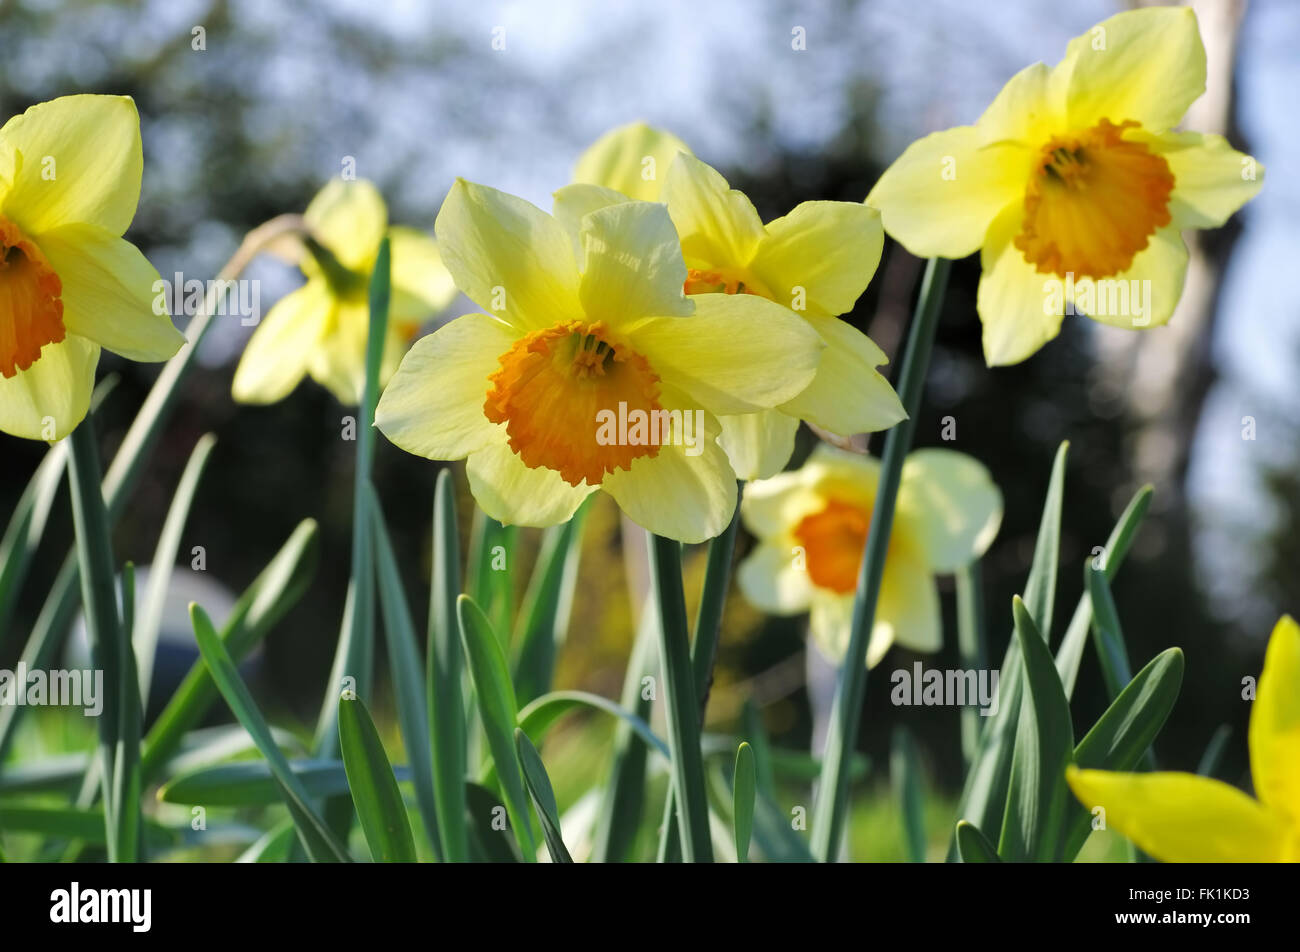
[0,95,183,441]
[737,445,1001,667]
[374,179,825,543]
[562,136,905,479]
[232,178,458,406]
[1068,616,1300,862]
[868,7,1263,366]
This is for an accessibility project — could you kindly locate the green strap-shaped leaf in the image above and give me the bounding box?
[1062,647,1184,860]
[159,759,412,806]
[998,597,1074,862]
[339,693,417,863]
[891,726,927,863]
[517,690,669,760]
[732,742,756,863]
[955,821,1001,863]
[189,603,351,862]
[0,806,177,850]
[235,818,297,863]
[1086,566,1133,701]
[514,729,572,863]
[0,441,67,651]
[458,595,536,861]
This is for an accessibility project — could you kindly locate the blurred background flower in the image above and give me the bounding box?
[1,0,1293,859]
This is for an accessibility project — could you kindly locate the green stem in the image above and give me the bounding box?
[955,560,986,768]
[810,257,951,862]
[647,533,712,862]
[66,419,124,860]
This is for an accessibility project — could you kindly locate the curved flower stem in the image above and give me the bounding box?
[66,416,128,860]
[810,256,952,862]
[648,532,713,862]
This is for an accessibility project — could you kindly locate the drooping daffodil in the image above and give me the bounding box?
[375,179,825,543]
[1068,615,1300,862]
[867,6,1263,366]
[232,178,458,405]
[737,445,1002,667]
[0,95,183,441]
[562,124,905,479]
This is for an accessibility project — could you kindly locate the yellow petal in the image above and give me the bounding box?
[577,200,692,326]
[866,126,1030,259]
[601,402,737,544]
[466,440,596,528]
[552,183,629,260]
[717,409,799,481]
[572,121,691,202]
[1066,766,1291,862]
[736,540,815,615]
[375,314,516,461]
[1080,225,1188,331]
[805,443,882,512]
[747,201,883,317]
[896,448,1003,573]
[1060,7,1206,135]
[1146,131,1265,230]
[0,334,98,441]
[306,297,369,405]
[388,225,458,313]
[976,204,1065,366]
[739,467,825,540]
[1250,615,1300,821]
[662,154,766,268]
[809,593,855,663]
[626,293,821,416]
[974,62,1063,147]
[232,280,333,404]
[434,179,582,333]
[0,95,142,236]
[779,314,904,437]
[873,540,941,664]
[37,224,183,362]
[303,178,388,272]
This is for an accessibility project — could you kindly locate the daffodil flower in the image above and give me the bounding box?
[375,180,825,543]
[232,178,458,405]
[867,7,1263,366]
[562,125,905,479]
[0,95,183,441]
[737,445,1001,667]
[1068,615,1300,862]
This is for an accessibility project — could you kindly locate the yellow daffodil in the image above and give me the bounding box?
[867,7,1263,366]
[562,124,905,479]
[0,95,183,441]
[737,445,1001,667]
[1068,615,1300,862]
[232,178,458,405]
[375,179,825,543]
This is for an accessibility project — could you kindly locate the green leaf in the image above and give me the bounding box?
[0,442,66,651]
[159,759,413,806]
[1197,725,1232,778]
[950,443,1069,859]
[0,806,177,849]
[427,468,468,862]
[189,603,351,862]
[465,781,521,863]
[1055,485,1153,696]
[514,729,572,863]
[647,533,712,863]
[955,560,987,767]
[112,563,142,863]
[732,742,755,863]
[367,487,443,860]
[141,520,319,780]
[955,821,1001,863]
[466,510,516,639]
[891,726,926,863]
[235,818,297,863]
[339,693,417,863]
[457,594,535,861]
[1062,647,1184,860]
[517,690,669,760]
[135,433,216,706]
[811,257,951,863]
[998,597,1073,862]
[1086,566,1133,700]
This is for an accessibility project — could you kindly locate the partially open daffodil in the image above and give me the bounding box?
[1068,615,1300,862]
[375,179,824,543]
[232,178,457,406]
[737,445,1001,667]
[0,94,183,441]
[867,7,1263,366]
[562,125,904,479]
